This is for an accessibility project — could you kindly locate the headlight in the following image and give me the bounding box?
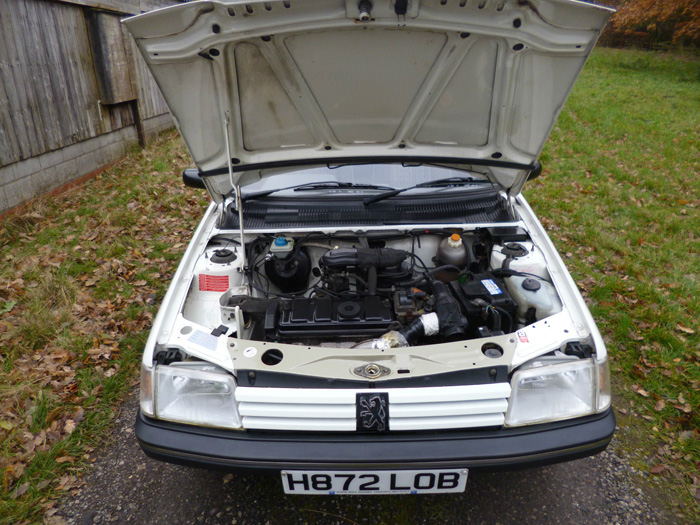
[140,364,155,417]
[505,358,610,427]
[148,363,242,429]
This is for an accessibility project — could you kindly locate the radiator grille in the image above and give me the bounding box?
[236,383,511,431]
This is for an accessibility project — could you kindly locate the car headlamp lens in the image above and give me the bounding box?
[154,364,241,429]
[140,364,154,417]
[597,357,612,412]
[505,358,604,427]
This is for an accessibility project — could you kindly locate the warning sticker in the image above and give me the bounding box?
[517,330,529,344]
[481,279,502,296]
[199,274,229,292]
[188,330,219,352]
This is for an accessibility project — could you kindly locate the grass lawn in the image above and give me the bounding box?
[0,47,698,523]
[526,48,700,517]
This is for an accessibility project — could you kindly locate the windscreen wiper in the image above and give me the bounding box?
[363,176,492,206]
[294,182,394,192]
[242,181,393,202]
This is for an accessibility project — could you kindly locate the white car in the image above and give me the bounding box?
[125,0,615,495]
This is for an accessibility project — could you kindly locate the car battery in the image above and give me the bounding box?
[449,273,517,331]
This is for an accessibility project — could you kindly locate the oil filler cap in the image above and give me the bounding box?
[337,301,361,319]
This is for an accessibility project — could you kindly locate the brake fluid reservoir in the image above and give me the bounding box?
[183,246,245,327]
[505,275,562,324]
[490,242,549,279]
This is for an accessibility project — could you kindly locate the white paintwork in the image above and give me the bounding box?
[243,417,357,431]
[513,195,608,363]
[390,399,509,418]
[127,0,613,435]
[236,383,510,404]
[390,413,506,431]
[124,0,612,200]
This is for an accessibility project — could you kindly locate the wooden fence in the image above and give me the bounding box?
[0,0,183,213]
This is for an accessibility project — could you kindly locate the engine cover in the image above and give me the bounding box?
[267,296,396,340]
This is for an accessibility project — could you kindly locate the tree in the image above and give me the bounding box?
[602,0,700,48]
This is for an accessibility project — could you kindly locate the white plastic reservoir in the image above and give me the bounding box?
[505,275,563,325]
[490,241,550,280]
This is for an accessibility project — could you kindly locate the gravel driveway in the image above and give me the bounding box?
[53,393,673,525]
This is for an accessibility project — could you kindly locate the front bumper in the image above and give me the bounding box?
[136,408,615,472]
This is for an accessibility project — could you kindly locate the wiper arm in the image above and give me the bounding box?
[294,182,394,192]
[243,181,395,202]
[242,181,339,202]
[363,176,490,206]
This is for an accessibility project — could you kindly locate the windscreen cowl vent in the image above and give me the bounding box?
[223,190,510,229]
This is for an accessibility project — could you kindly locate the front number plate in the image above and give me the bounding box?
[281,469,467,495]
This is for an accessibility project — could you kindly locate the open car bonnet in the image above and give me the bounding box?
[125,0,612,200]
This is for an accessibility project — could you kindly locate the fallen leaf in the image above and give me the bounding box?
[628,331,644,342]
[72,408,85,425]
[64,420,76,434]
[654,399,666,411]
[631,384,650,397]
[55,456,75,464]
[11,482,30,499]
[676,324,695,335]
[650,465,665,474]
[45,407,63,425]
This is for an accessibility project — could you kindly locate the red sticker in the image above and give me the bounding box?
[517,330,529,343]
[199,274,229,292]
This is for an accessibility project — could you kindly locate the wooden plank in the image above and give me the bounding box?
[33,0,63,152]
[1,0,29,159]
[55,2,103,141]
[13,0,51,157]
[51,1,83,143]
[77,6,106,139]
[121,25,146,142]
[39,0,77,149]
[11,0,48,157]
[0,6,21,167]
[53,0,140,15]
[86,11,137,105]
[23,0,60,152]
[140,0,179,12]
[67,4,104,139]
[0,72,21,166]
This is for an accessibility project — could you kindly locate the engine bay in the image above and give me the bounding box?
[182,227,563,349]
